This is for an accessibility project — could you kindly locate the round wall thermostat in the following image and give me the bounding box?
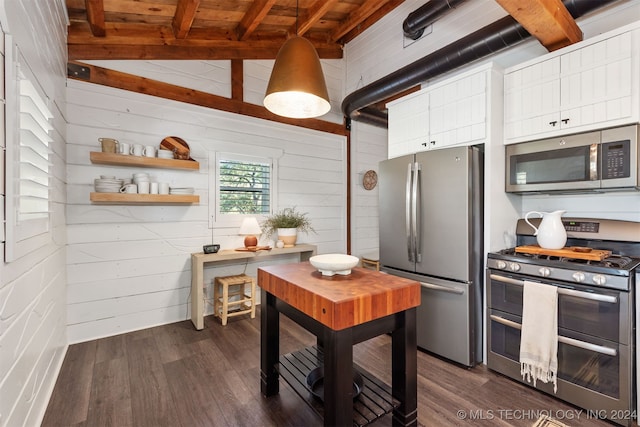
[363,170,378,190]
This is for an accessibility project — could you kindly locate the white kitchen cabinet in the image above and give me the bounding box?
[429,69,487,149]
[387,63,495,158]
[504,23,639,144]
[387,89,429,158]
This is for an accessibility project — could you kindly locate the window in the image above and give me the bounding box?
[219,156,270,214]
[210,150,279,228]
[4,38,53,261]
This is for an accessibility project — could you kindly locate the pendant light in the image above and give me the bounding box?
[263,1,330,119]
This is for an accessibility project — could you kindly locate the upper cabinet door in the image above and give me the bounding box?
[559,30,634,131]
[505,25,639,144]
[504,57,561,141]
[388,89,429,158]
[430,70,488,149]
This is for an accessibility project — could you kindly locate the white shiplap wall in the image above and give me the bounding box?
[349,121,387,259]
[345,0,640,256]
[66,79,346,343]
[0,1,68,426]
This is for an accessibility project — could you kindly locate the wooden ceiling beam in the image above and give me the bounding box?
[494,0,582,51]
[341,0,405,43]
[68,23,344,60]
[296,0,340,37]
[172,0,200,39]
[332,0,391,42]
[236,0,277,41]
[84,0,106,36]
[68,42,343,60]
[67,61,347,136]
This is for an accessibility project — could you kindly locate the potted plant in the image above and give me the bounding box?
[261,207,315,247]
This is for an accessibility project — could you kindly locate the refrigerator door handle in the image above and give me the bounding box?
[413,162,421,263]
[420,281,465,295]
[406,162,413,262]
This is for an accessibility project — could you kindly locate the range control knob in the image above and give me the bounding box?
[572,272,586,283]
[593,274,606,286]
[496,260,507,270]
[509,262,521,272]
[538,267,551,277]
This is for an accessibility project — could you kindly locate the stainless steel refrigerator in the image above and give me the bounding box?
[379,145,483,367]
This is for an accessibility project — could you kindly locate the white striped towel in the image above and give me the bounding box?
[520,280,558,393]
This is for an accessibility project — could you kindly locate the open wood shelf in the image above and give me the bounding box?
[90,192,199,204]
[278,346,398,427]
[90,151,199,170]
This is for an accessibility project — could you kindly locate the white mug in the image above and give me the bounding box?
[120,183,137,194]
[158,182,170,195]
[130,144,144,156]
[143,145,156,157]
[137,181,150,194]
[150,182,159,194]
[118,142,130,156]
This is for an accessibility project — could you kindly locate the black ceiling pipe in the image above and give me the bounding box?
[403,0,469,40]
[343,0,621,128]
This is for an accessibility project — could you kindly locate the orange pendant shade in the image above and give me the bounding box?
[264,36,331,119]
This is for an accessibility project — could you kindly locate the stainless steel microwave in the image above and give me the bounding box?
[505,125,639,193]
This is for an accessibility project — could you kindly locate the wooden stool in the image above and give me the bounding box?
[213,274,256,326]
[361,251,380,271]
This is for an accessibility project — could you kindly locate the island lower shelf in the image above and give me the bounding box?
[90,192,199,204]
[278,346,398,427]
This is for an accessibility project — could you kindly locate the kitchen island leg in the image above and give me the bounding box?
[322,327,354,426]
[261,289,280,397]
[392,308,418,427]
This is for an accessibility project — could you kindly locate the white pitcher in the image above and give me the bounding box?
[524,210,567,249]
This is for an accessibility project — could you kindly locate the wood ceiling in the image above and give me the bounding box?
[67,0,583,61]
[65,0,581,134]
[66,0,406,60]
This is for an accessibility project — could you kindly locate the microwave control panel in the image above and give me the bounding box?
[602,139,630,180]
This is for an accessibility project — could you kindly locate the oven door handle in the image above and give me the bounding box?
[489,274,618,304]
[489,314,618,357]
[420,281,464,295]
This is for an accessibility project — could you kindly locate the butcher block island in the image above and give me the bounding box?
[258,262,421,427]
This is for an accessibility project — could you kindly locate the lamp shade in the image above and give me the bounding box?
[239,217,262,235]
[263,36,331,119]
[239,217,262,247]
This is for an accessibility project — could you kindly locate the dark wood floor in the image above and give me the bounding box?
[43,309,635,427]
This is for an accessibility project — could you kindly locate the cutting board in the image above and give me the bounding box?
[235,246,272,252]
[515,245,612,261]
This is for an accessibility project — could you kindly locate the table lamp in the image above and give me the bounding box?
[239,217,262,248]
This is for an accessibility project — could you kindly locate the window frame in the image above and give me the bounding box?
[209,149,279,229]
[4,36,53,262]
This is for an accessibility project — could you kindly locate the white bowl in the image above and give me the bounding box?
[310,254,360,276]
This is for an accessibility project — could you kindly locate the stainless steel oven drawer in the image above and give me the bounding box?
[487,271,630,344]
[487,310,634,425]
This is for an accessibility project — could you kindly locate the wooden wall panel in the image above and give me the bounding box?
[66,79,346,343]
[0,1,68,426]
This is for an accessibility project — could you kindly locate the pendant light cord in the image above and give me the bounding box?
[295,0,299,36]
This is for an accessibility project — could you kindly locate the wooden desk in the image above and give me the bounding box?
[190,244,316,330]
[258,262,420,426]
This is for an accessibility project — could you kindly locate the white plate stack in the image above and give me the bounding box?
[94,177,124,192]
[169,187,195,195]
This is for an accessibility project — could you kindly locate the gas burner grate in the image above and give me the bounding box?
[601,255,634,269]
[496,248,638,270]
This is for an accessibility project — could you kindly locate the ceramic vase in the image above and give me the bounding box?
[277,228,297,247]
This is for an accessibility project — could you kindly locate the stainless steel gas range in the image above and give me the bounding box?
[486,217,640,426]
